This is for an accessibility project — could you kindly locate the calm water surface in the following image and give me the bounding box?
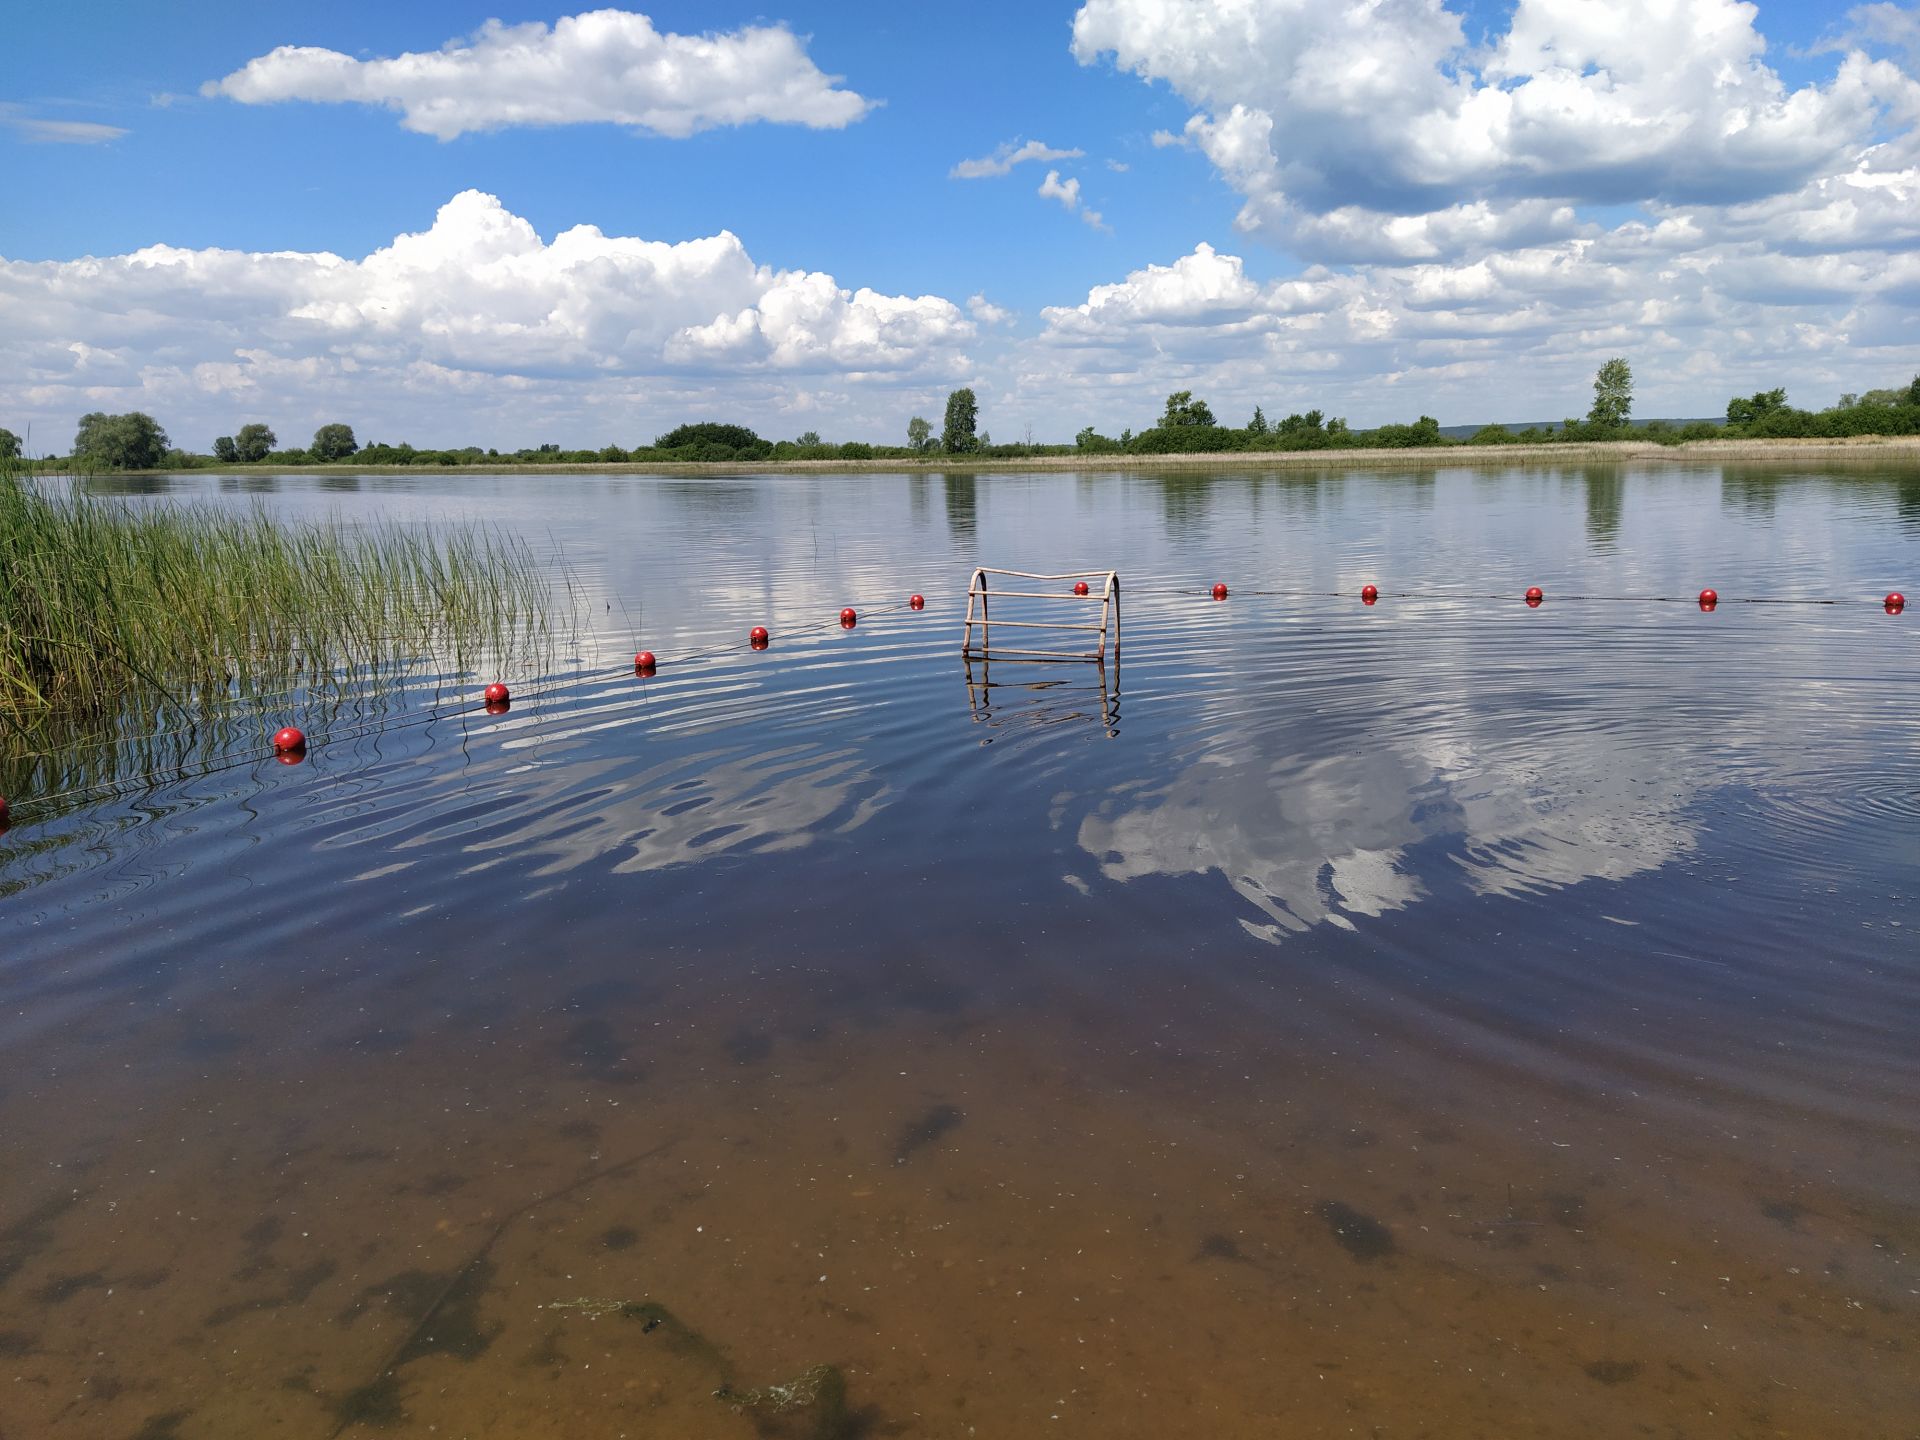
[2,463,1917,1439]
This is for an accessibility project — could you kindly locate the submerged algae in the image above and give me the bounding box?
[717,1363,852,1439]
[545,1296,731,1374]
[547,1297,859,1437]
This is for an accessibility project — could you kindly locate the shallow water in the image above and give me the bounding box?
[2,463,1918,1439]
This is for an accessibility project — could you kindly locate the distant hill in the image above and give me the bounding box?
[1438,418,1725,438]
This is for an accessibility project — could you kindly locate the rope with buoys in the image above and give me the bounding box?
[1178,584,1905,607]
[0,593,937,825]
[0,577,1907,831]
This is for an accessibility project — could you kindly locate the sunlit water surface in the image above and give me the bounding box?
[2,463,1917,1439]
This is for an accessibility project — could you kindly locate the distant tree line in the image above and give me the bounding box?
[346,422,896,467]
[204,421,361,465]
[6,415,368,472]
[1072,363,1920,454]
[9,367,1920,472]
[1713,377,1920,438]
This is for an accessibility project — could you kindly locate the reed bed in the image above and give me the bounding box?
[0,465,558,726]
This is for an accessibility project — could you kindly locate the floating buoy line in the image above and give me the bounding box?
[0,579,1906,832]
[0,596,921,824]
[1179,585,1908,608]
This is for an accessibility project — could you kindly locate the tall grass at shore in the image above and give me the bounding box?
[1,464,556,723]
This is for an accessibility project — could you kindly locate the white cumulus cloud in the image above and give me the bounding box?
[0,191,973,447]
[1038,169,1082,210]
[1049,243,1265,335]
[1073,0,1920,261]
[1010,218,1920,434]
[204,9,875,140]
[1038,169,1110,231]
[968,294,1016,325]
[950,138,1085,178]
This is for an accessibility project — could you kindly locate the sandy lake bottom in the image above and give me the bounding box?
[3,464,1917,1438]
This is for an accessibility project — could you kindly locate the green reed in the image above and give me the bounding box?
[1,463,559,732]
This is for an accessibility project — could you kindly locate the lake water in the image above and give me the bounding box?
[2,463,1917,1439]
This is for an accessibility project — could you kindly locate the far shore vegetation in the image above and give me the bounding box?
[5,363,1920,475]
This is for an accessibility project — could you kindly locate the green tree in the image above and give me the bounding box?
[942,388,979,454]
[1160,391,1215,427]
[234,422,276,462]
[0,427,21,461]
[644,423,772,460]
[658,422,763,451]
[1726,388,1788,426]
[212,436,239,463]
[74,412,170,470]
[1909,375,1920,406]
[1369,415,1442,448]
[312,422,359,461]
[1588,358,1633,429]
[907,415,933,453]
[1247,405,1268,435]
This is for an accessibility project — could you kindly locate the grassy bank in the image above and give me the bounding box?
[47,433,1920,479]
[0,466,554,722]
[578,433,1920,474]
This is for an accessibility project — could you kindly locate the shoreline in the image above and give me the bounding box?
[45,433,1920,478]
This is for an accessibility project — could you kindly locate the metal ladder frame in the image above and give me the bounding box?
[961,567,1120,663]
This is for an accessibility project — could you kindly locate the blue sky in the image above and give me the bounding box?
[3,0,1917,448]
[4,0,1220,303]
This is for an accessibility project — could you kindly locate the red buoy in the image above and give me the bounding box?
[1360,584,1379,603]
[1074,581,1090,596]
[635,651,657,672]
[840,607,858,625]
[272,726,306,754]
[1888,592,1906,612]
[484,699,511,716]
[1211,582,1229,600]
[909,594,925,610]
[0,795,10,830]
[1699,588,1718,607]
[1525,586,1544,607]
[750,626,770,648]
[484,682,510,705]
